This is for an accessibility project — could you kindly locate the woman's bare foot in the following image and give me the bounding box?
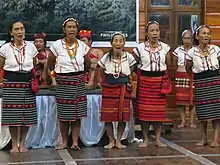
[55,143,67,150]
[196,139,208,146]
[190,124,197,128]
[70,145,81,151]
[19,146,28,153]
[10,146,19,153]
[138,141,148,148]
[156,141,167,147]
[178,123,185,128]
[104,142,115,149]
[115,141,126,149]
[210,141,219,148]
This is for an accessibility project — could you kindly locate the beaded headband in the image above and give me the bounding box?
[62,17,79,27]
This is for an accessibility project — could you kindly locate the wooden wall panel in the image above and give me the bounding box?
[205,0,220,46]
[206,14,220,26]
[206,0,220,13]
[210,28,220,40]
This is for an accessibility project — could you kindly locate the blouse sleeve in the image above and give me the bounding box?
[30,43,38,58]
[165,44,171,54]
[173,47,179,57]
[186,48,194,61]
[216,46,220,58]
[50,41,59,57]
[0,44,7,58]
[81,42,90,56]
[132,45,141,57]
[127,53,136,67]
[98,54,108,69]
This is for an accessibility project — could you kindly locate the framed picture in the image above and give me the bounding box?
[0,0,139,47]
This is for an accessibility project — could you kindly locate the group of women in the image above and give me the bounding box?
[0,17,219,153]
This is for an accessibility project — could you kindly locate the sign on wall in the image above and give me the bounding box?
[0,0,139,47]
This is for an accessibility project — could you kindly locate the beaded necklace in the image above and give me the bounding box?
[11,42,26,71]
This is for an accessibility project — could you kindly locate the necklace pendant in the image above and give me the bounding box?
[113,73,120,79]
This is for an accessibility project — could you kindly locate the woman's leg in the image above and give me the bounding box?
[139,121,150,148]
[196,121,208,146]
[115,122,126,149]
[153,122,167,147]
[9,126,19,153]
[178,105,186,128]
[56,121,69,150]
[104,122,115,149]
[189,106,196,128]
[210,119,220,147]
[71,119,81,150]
[19,126,29,152]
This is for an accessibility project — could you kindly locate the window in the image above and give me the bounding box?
[150,0,170,7]
[147,0,202,48]
[178,0,199,7]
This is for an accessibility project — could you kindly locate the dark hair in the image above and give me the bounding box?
[110,32,125,43]
[145,21,160,41]
[193,25,210,45]
[5,21,24,43]
[62,17,79,28]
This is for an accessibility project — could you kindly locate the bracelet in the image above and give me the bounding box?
[50,70,56,77]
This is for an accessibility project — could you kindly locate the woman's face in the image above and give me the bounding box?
[34,38,45,51]
[11,22,25,42]
[182,32,192,46]
[63,21,78,40]
[111,34,125,55]
[197,27,211,45]
[80,37,92,47]
[146,23,160,42]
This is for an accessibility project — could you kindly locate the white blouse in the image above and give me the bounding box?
[0,41,38,72]
[98,52,136,76]
[173,46,190,66]
[50,39,90,73]
[186,45,220,73]
[133,41,170,71]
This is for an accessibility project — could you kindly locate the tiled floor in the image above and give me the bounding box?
[0,125,219,165]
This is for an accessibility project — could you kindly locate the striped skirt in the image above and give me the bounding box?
[175,72,194,105]
[194,75,220,121]
[101,83,131,122]
[55,73,87,121]
[2,80,37,126]
[134,75,168,122]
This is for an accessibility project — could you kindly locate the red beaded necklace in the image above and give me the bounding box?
[11,41,26,70]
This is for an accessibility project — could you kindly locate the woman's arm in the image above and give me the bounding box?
[132,53,140,73]
[0,56,5,83]
[185,59,193,78]
[42,50,56,82]
[84,53,91,73]
[165,52,177,80]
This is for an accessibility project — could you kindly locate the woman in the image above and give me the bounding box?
[133,21,173,148]
[98,32,136,149]
[185,25,220,147]
[0,21,38,153]
[43,17,91,150]
[34,32,56,85]
[79,28,103,89]
[173,30,196,128]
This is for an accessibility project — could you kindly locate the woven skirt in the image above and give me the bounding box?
[175,72,194,105]
[101,83,131,122]
[55,73,87,121]
[2,80,37,126]
[134,75,168,122]
[194,73,220,121]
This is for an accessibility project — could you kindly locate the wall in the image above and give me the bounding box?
[205,0,220,46]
